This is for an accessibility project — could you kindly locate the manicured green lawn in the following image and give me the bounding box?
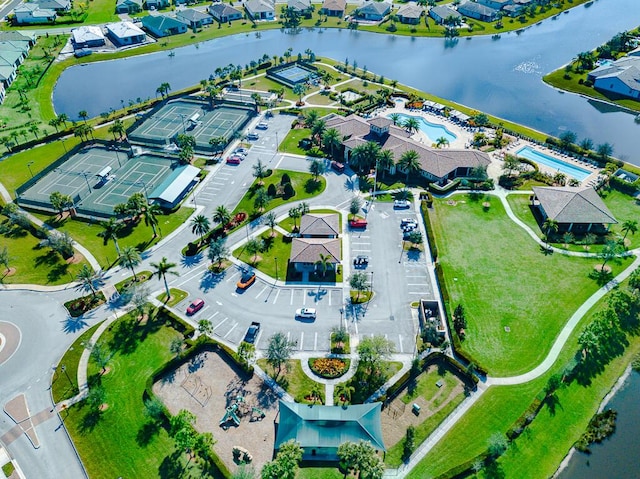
[156,288,188,307]
[297,466,343,479]
[64,310,189,479]
[279,128,312,156]
[257,359,324,404]
[32,208,193,268]
[233,231,291,280]
[52,322,103,403]
[0,220,89,284]
[385,367,467,468]
[430,194,632,375]
[232,170,326,220]
[82,0,119,24]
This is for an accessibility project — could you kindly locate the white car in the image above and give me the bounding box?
[394,200,411,209]
[295,308,317,320]
[256,122,269,130]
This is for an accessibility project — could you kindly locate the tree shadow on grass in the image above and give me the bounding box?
[109,317,141,355]
[544,393,562,416]
[304,178,322,194]
[159,450,185,479]
[136,420,162,447]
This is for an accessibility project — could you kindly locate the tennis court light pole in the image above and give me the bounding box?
[81,172,92,194]
[27,161,34,177]
[179,114,187,134]
[136,181,149,201]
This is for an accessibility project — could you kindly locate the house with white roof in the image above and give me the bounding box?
[106,21,146,46]
[33,0,70,10]
[287,0,312,15]
[245,0,274,20]
[71,25,106,48]
[457,1,498,21]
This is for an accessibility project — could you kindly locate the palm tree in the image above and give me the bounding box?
[58,113,68,128]
[542,218,559,247]
[119,246,141,281]
[322,128,342,160]
[78,110,89,123]
[76,264,102,298]
[403,117,420,135]
[621,219,638,243]
[377,149,394,179]
[311,119,326,147]
[389,113,401,126]
[293,83,308,104]
[151,257,178,299]
[28,124,39,139]
[264,211,277,237]
[397,150,421,182]
[350,141,380,173]
[435,136,449,148]
[190,214,211,245]
[253,187,270,213]
[304,110,319,128]
[0,246,12,275]
[309,159,325,181]
[315,253,333,277]
[335,383,355,405]
[208,237,229,269]
[98,217,123,255]
[252,159,269,185]
[244,238,262,264]
[288,206,301,231]
[213,205,231,228]
[142,203,162,238]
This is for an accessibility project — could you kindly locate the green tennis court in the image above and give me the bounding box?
[128,98,255,154]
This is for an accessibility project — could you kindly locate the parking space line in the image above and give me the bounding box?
[352,249,371,252]
[398,334,403,353]
[300,332,304,350]
[407,283,428,286]
[290,289,294,305]
[215,317,228,328]
[328,293,332,306]
[314,332,318,350]
[272,289,280,304]
[303,292,306,306]
[255,285,268,299]
[208,311,219,320]
[226,271,241,282]
[287,331,291,343]
[199,305,210,315]
[408,292,427,295]
[223,323,237,338]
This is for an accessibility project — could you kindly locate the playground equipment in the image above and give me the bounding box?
[250,407,266,422]
[220,404,240,429]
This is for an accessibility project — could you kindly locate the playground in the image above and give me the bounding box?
[17,146,178,218]
[152,349,278,472]
[128,98,255,154]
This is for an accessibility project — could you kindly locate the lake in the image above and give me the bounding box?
[53,0,640,165]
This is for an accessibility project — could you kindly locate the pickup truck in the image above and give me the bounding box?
[243,322,261,344]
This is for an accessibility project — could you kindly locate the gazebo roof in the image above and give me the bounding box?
[532,186,617,224]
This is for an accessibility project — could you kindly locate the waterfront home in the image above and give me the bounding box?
[531,186,617,234]
[588,56,640,100]
[477,0,512,10]
[33,0,70,11]
[325,114,490,185]
[71,25,106,48]
[320,0,345,17]
[208,3,243,22]
[176,9,214,29]
[355,1,391,21]
[287,0,312,15]
[428,5,461,24]
[115,0,142,14]
[457,1,498,22]
[245,0,275,20]
[13,4,56,24]
[141,15,188,37]
[396,3,423,24]
[0,31,37,46]
[146,0,170,9]
[106,21,146,46]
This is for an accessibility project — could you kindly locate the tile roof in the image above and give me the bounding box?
[396,3,423,18]
[245,0,274,13]
[177,8,211,21]
[321,0,346,11]
[532,186,617,224]
[290,237,341,264]
[209,3,242,16]
[299,213,340,237]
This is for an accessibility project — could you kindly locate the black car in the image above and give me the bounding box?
[243,322,261,344]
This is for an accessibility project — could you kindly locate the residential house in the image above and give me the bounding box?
[0,50,24,69]
[530,186,617,234]
[33,0,70,10]
[587,56,640,100]
[502,3,524,16]
[299,213,340,238]
[325,114,491,185]
[429,5,461,24]
[275,401,385,461]
[176,8,213,29]
[71,25,106,48]
[141,14,188,37]
[477,0,511,10]
[115,0,142,14]
[208,3,243,22]
[287,0,312,15]
[396,3,423,24]
[355,1,390,21]
[0,42,30,64]
[106,21,147,46]
[457,1,498,22]
[146,0,170,9]
[13,4,56,24]
[320,0,345,17]
[245,0,274,20]
[0,31,37,47]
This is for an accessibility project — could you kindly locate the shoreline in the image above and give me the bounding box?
[551,364,635,478]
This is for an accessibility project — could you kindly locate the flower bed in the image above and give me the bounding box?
[309,357,350,379]
[64,292,106,317]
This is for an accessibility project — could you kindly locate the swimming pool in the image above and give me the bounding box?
[515,146,592,181]
[388,113,457,144]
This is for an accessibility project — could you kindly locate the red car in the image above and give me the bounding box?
[226,156,241,165]
[186,298,205,315]
[331,161,345,173]
[349,218,367,228]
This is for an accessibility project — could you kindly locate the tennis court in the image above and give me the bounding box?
[128,98,254,154]
[267,63,317,87]
[18,146,177,218]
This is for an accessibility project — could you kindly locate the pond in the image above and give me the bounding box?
[53,0,640,165]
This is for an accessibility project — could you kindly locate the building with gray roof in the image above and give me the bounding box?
[245,0,274,20]
[457,1,498,21]
[290,237,341,276]
[429,5,462,24]
[149,164,200,209]
[588,56,640,100]
[71,25,106,48]
[176,8,214,29]
[106,21,146,46]
[299,213,340,238]
[208,3,243,22]
[320,0,345,16]
[287,0,312,14]
[356,1,391,21]
[531,186,617,233]
[396,3,423,24]
[13,3,56,24]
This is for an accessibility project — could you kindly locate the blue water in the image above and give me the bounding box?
[515,146,592,181]
[388,113,457,144]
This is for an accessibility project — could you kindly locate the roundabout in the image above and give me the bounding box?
[0,321,21,366]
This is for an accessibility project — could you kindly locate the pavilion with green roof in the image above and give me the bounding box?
[274,400,385,461]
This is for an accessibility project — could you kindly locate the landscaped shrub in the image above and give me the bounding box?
[281,173,291,185]
[283,182,295,199]
[575,409,618,453]
[310,357,349,378]
[420,201,438,261]
[64,292,106,317]
[267,183,277,197]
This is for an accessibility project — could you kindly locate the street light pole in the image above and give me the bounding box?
[274,256,278,281]
[179,114,186,134]
[27,161,34,178]
[81,172,92,194]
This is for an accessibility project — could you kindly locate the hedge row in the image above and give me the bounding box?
[609,174,640,195]
[420,200,438,262]
[428,179,461,194]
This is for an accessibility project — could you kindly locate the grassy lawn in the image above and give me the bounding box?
[233,231,290,279]
[83,0,119,24]
[385,367,467,468]
[279,128,312,156]
[257,359,324,404]
[64,310,196,479]
[32,208,193,269]
[156,288,188,306]
[232,170,326,220]
[430,193,632,376]
[0,219,90,285]
[52,322,103,403]
[297,466,343,479]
